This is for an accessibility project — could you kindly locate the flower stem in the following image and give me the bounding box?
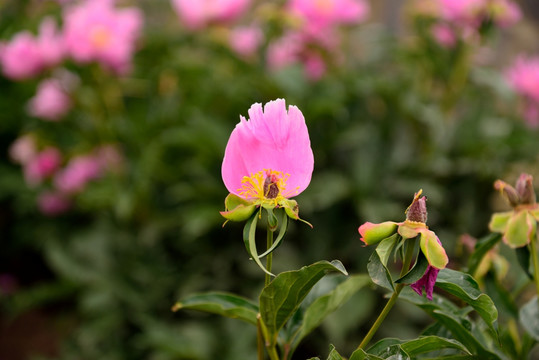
[265,228,274,287]
[357,238,417,350]
[257,317,264,360]
[529,236,539,298]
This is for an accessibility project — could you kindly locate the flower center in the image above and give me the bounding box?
[90,25,111,49]
[238,169,297,205]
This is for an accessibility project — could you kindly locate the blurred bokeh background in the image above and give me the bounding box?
[1,0,539,359]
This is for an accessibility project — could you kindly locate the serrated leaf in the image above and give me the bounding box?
[258,209,288,258]
[396,250,429,284]
[400,335,471,355]
[242,213,274,276]
[519,296,539,340]
[173,292,258,325]
[435,269,498,334]
[259,260,347,343]
[467,233,502,276]
[291,275,371,348]
[367,250,394,292]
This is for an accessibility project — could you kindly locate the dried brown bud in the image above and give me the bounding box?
[406,190,428,223]
[494,180,520,207]
[515,173,536,205]
[264,174,279,199]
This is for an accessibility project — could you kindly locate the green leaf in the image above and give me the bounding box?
[467,233,502,276]
[396,250,429,284]
[367,249,394,292]
[258,209,288,259]
[173,292,258,325]
[376,233,399,265]
[436,269,498,334]
[519,296,539,340]
[243,213,274,276]
[400,335,471,355]
[291,274,371,348]
[349,348,384,360]
[429,311,501,359]
[259,260,347,344]
[367,338,403,356]
[515,246,533,279]
[327,344,345,360]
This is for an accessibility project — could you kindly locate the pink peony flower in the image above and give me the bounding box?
[36,17,65,68]
[267,32,303,71]
[221,99,314,204]
[431,24,457,48]
[1,31,43,80]
[490,0,522,28]
[63,0,143,74]
[438,0,487,27]
[288,0,369,36]
[9,134,37,165]
[304,52,326,80]
[27,78,71,121]
[172,0,251,30]
[229,25,263,58]
[54,154,102,193]
[37,191,71,216]
[24,147,62,186]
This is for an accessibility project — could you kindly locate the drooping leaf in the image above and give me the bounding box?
[258,209,288,258]
[436,269,498,334]
[291,275,371,349]
[467,233,502,276]
[400,335,471,355]
[173,292,258,325]
[519,296,539,340]
[259,260,348,343]
[367,250,394,292]
[243,213,274,276]
[396,250,429,284]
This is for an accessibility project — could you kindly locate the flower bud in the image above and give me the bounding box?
[515,173,536,205]
[494,180,520,207]
[406,190,428,223]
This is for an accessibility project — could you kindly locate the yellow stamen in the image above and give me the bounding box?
[238,169,298,206]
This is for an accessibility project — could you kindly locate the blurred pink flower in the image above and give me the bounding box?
[27,78,71,121]
[289,0,369,36]
[63,0,143,73]
[491,0,522,28]
[267,32,303,71]
[172,0,251,29]
[1,32,43,80]
[37,191,71,216]
[506,56,539,103]
[304,53,326,80]
[438,0,487,27]
[222,99,314,201]
[95,144,124,173]
[54,154,102,193]
[229,26,263,58]
[431,24,456,48]
[36,17,65,68]
[9,134,37,165]
[24,147,62,186]
[523,102,539,128]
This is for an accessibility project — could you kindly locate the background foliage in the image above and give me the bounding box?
[1,0,539,359]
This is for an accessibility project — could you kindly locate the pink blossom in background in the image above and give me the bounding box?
[431,24,456,48]
[523,102,539,128]
[1,32,43,80]
[27,78,72,121]
[172,0,251,30]
[222,99,314,200]
[229,26,263,58]
[63,0,143,74]
[490,0,522,28]
[37,191,71,216]
[267,33,303,71]
[95,144,124,173]
[438,0,487,27]
[288,0,370,36]
[9,134,37,165]
[304,53,326,80]
[24,147,62,186]
[36,17,65,68]
[505,56,539,103]
[54,154,102,193]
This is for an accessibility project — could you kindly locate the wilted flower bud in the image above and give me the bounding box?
[405,190,428,223]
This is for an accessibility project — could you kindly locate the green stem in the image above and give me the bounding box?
[257,317,264,360]
[357,238,418,350]
[265,228,274,287]
[529,236,539,299]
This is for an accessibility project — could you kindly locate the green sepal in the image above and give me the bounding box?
[503,210,535,248]
[419,229,448,269]
[488,211,512,233]
[281,198,313,228]
[258,209,288,259]
[266,207,279,231]
[359,221,399,245]
[220,193,257,222]
[243,213,274,277]
[395,250,429,284]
